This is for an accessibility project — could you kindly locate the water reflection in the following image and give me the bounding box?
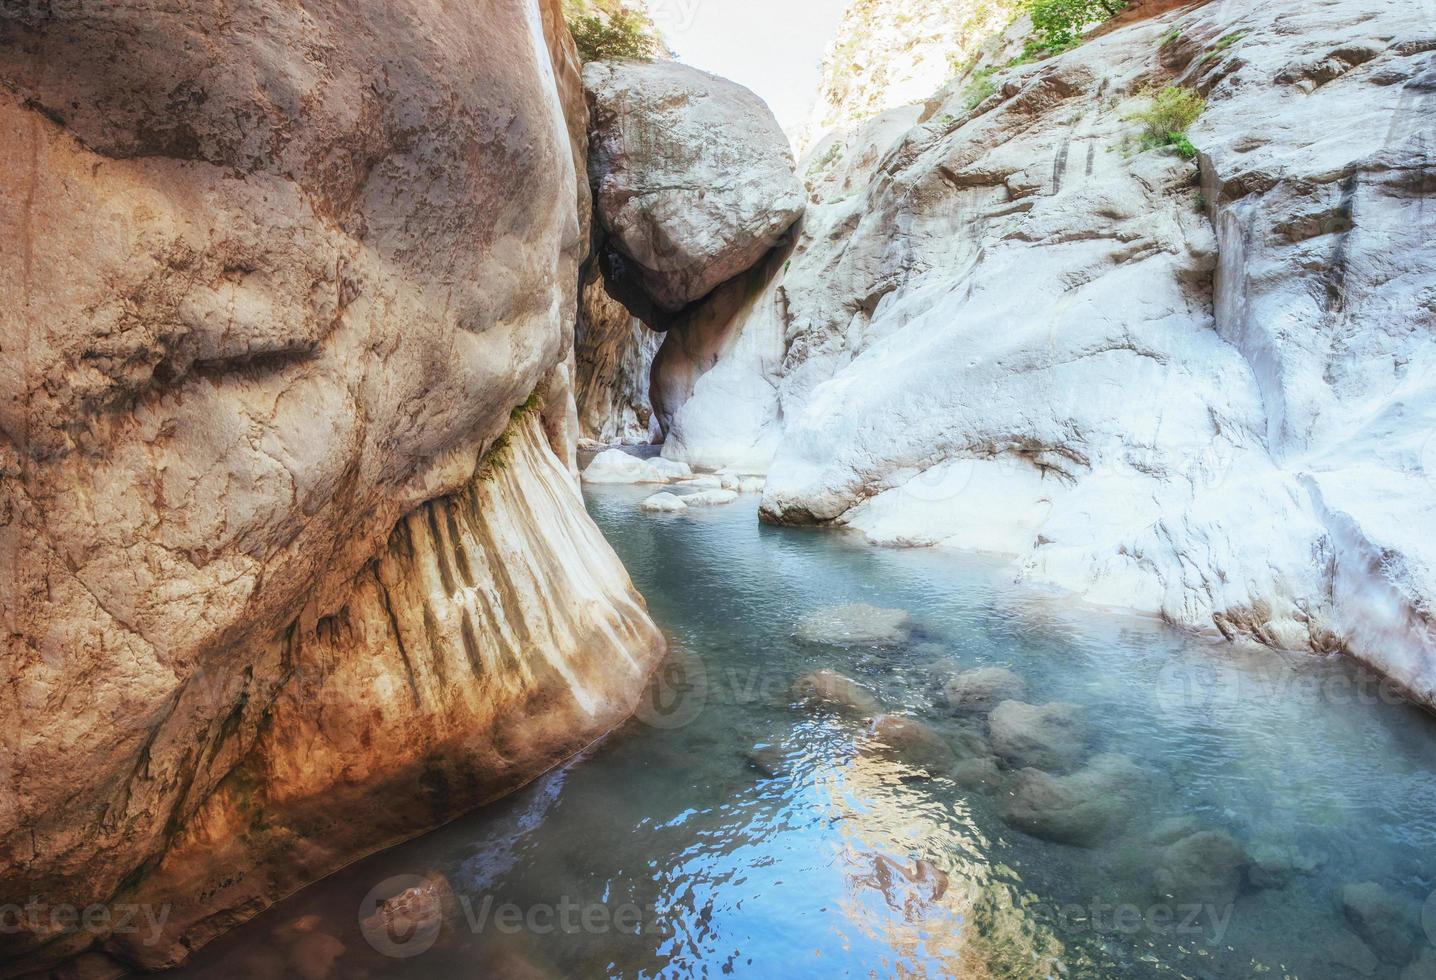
[174,488,1436,979]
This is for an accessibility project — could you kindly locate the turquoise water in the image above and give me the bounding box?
[177,487,1436,979]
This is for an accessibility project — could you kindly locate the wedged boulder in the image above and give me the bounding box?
[1000,754,1147,847]
[988,700,1089,772]
[791,669,880,716]
[583,60,805,312]
[1152,830,1248,907]
[939,667,1027,715]
[796,603,913,647]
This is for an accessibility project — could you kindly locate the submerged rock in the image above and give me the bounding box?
[1247,841,1323,890]
[641,492,689,513]
[583,60,804,312]
[1153,830,1248,908]
[864,715,957,775]
[939,667,1026,715]
[791,670,880,716]
[288,932,346,980]
[745,743,789,779]
[988,700,1089,773]
[1000,754,1146,847]
[796,604,913,647]
[1340,881,1420,966]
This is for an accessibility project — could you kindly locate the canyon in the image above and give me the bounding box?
[1,0,1434,975]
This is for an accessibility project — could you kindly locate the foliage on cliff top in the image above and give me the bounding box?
[1026,0,1127,53]
[565,3,659,63]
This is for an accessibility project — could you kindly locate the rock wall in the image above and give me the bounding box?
[799,0,1024,156]
[574,261,661,445]
[0,0,663,973]
[653,0,1436,704]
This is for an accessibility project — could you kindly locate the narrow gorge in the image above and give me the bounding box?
[2,0,1435,977]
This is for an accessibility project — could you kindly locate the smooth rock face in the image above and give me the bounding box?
[0,1,664,972]
[583,60,805,312]
[654,0,1436,705]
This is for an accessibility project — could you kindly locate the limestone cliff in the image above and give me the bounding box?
[653,0,1436,706]
[800,0,1024,155]
[0,0,663,973]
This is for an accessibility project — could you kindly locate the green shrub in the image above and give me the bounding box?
[1027,0,1127,51]
[1127,85,1205,157]
[963,76,998,110]
[568,9,657,62]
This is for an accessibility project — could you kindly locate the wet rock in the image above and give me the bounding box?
[999,754,1146,847]
[865,715,957,775]
[1247,841,1323,890]
[796,603,912,647]
[287,931,345,980]
[1153,831,1248,908]
[745,744,788,779]
[681,475,725,489]
[939,667,1026,715]
[1402,948,1436,980]
[1147,816,1203,847]
[988,700,1089,772]
[641,492,689,513]
[791,670,879,716]
[1341,881,1420,966]
[584,449,681,484]
[682,488,740,507]
[1319,926,1383,978]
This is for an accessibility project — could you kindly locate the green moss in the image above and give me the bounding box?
[963,76,998,111]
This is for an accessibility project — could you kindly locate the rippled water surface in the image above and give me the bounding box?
[179,487,1436,979]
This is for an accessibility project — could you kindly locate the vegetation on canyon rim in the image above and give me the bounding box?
[565,1,659,62]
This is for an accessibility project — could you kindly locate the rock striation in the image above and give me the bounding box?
[651,0,1436,707]
[0,0,663,973]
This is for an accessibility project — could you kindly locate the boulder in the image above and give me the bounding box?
[1000,754,1146,847]
[584,449,690,483]
[1152,830,1248,908]
[682,488,741,507]
[641,492,689,513]
[1341,881,1420,966]
[939,667,1026,715]
[988,701,1089,772]
[791,670,880,716]
[796,603,913,647]
[745,743,789,779]
[1247,841,1323,890]
[864,715,957,775]
[583,60,805,312]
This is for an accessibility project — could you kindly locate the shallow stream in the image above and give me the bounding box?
[177,487,1436,979]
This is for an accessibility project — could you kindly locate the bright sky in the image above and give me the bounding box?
[646,0,850,137]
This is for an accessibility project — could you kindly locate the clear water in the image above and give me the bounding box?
[176,487,1436,979]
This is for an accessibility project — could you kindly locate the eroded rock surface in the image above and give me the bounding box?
[583,60,805,313]
[0,1,664,972]
[652,0,1436,705]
